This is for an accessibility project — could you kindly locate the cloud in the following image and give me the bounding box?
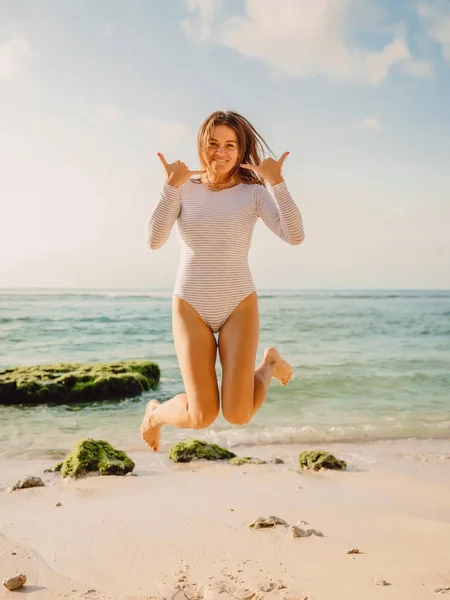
[402,57,434,78]
[418,1,450,61]
[333,116,383,134]
[0,37,29,81]
[99,105,121,123]
[104,22,116,37]
[183,0,431,85]
[360,116,383,132]
[138,117,189,146]
[182,0,222,43]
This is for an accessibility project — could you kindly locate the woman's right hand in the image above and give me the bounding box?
[157,153,205,188]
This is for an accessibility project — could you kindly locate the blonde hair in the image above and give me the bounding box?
[197,110,274,186]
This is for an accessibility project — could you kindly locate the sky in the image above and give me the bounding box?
[1,0,449,290]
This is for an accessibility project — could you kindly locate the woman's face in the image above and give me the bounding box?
[205,125,240,177]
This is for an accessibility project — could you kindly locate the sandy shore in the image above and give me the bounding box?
[1,439,450,599]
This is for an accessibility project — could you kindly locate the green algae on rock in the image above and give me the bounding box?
[51,439,135,478]
[298,450,347,471]
[168,439,236,463]
[229,456,267,466]
[0,360,160,405]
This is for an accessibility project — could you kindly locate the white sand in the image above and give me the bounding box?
[1,439,450,599]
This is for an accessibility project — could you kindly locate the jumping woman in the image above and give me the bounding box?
[140,110,305,451]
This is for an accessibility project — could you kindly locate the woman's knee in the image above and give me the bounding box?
[188,405,219,430]
[222,405,253,426]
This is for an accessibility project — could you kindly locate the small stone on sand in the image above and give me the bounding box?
[374,579,391,586]
[248,516,288,529]
[435,588,450,594]
[10,476,45,491]
[289,526,311,538]
[347,548,360,554]
[55,501,62,507]
[258,582,276,592]
[3,573,27,591]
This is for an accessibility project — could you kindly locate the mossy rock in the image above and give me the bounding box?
[51,439,135,478]
[229,456,267,466]
[0,360,160,405]
[298,450,347,471]
[168,439,236,463]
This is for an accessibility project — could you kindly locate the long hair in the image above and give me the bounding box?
[196,110,274,186]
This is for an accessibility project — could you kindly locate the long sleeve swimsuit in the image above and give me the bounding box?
[146,179,305,333]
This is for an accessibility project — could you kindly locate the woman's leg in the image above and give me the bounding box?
[218,293,293,425]
[140,297,220,451]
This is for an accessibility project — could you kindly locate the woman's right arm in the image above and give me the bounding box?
[146,183,182,250]
[146,153,205,250]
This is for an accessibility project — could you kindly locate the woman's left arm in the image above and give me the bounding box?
[241,153,305,245]
[253,181,305,245]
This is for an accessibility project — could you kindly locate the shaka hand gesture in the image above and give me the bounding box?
[240,152,289,186]
[158,153,206,189]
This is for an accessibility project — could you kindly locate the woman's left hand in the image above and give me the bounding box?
[240,152,289,186]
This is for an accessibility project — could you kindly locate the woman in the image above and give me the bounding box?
[141,110,305,451]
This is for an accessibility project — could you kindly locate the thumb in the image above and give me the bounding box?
[278,152,289,168]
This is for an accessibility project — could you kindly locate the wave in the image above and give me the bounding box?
[0,290,173,300]
[164,421,450,451]
[1,289,449,301]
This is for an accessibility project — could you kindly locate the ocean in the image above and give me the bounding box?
[0,289,449,466]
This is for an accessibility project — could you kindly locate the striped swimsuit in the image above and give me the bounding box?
[146,179,304,333]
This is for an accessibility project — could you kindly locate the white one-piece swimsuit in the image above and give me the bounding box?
[146,179,304,333]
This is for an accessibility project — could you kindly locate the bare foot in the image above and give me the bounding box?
[264,347,293,386]
[140,399,161,451]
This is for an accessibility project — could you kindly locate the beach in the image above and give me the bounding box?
[1,289,449,598]
[1,439,450,599]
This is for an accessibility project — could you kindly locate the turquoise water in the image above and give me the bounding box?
[0,289,449,462]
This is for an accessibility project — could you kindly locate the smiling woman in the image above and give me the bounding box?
[196,111,276,190]
[141,110,305,452]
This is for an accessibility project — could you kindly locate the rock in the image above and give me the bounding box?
[229,456,267,466]
[289,524,323,539]
[259,582,276,592]
[3,573,26,591]
[435,588,450,594]
[0,360,160,405]
[289,526,311,538]
[44,462,63,473]
[168,439,236,463]
[55,502,62,507]
[298,450,347,471]
[50,439,135,478]
[374,579,391,586]
[269,457,284,464]
[247,516,288,529]
[10,476,45,491]
[347,548,360,554]
[11,552,17,556]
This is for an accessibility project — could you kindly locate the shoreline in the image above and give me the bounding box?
[2,436,450,487]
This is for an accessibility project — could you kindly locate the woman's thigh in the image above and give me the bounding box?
[218,292,259,424]
[172,296,220,428]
